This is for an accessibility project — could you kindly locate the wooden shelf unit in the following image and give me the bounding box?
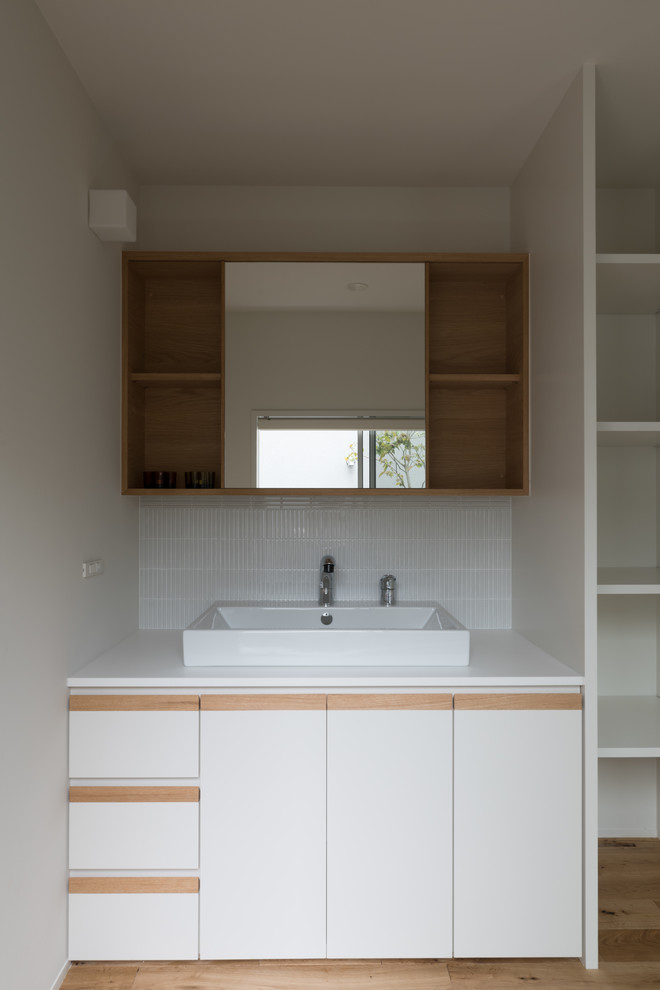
[122,252,528,495]
[122,257,224,493]
[426,259,528,493]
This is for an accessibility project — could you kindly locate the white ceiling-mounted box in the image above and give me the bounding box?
[89,189,137,242]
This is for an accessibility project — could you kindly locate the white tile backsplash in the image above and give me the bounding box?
[139,496,511,629]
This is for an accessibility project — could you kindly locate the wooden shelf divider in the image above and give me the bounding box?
[130,372,222,386]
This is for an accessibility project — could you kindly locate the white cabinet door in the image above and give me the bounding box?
[453,693,583,958]
[199,695,326,960]
[326,694,453,958]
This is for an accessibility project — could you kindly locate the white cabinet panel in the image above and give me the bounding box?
[69,892,198,960]
[69,710,199,778]
[453,706,582,958]
[69,802,199,869]
[200,708,326,959]
[327,707,453,958]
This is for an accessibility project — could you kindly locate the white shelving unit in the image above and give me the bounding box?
[597,423,660,446]
[597,568,660,594]
[599,696,660,758]
[596,197,660,837]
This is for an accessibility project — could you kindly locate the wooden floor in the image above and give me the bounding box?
[62,839,660,990]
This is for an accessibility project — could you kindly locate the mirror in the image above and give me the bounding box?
[224,263,426,489]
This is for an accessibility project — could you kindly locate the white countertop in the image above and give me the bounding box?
[67,630,584,688]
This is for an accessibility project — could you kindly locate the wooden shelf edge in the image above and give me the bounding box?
[130,373,222,386]
[124,250,531,264]
[428,373,521,389]
[126,487,529,497]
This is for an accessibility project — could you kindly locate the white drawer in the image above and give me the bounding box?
[69,696,199,778]
[69,878,199,960]
[69,787,199,869]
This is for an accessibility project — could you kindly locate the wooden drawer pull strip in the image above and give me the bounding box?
[328,694,453,710]
[69,877,199,894]
[69,786,200,803]
[202,694,326,711]
[70,695,199,712]
[454,693,582,711]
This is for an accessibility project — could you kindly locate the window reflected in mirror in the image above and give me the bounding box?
[256,417,426,488]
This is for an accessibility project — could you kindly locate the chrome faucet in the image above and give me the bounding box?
[380,573,397,606]
[319,554,336,607]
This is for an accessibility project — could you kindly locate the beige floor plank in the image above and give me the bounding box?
[599,899,660,929]
[448,959,602,989]
[599,929,660,962]
[132,959,451,990]
[594,961,660,985]
[447,958,660,988]
[61,963,139,989]
[599,839,660,851]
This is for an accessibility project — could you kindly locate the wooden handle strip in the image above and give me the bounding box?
[69,787,199,803]
[202,694,326,711]
[69,877,199,894]
[454,693,582,711]
[70,695,199,712]
[328,694,453,710]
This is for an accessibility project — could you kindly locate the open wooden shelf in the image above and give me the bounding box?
[122,257,224,492]
[426,258,528,493]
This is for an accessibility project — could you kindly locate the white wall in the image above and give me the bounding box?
[0,2,139,987]
[510,65,597,967]
[136,185,510,253]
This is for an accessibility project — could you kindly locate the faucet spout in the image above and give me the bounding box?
[319,554,336,607]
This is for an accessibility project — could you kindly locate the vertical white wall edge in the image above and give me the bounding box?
[581,62,600,971]
[510,62,598,968]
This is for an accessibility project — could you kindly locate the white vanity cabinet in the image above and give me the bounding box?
[68,683,583,962]
[326,694,453,958]
[453,693,583,958]
[199,695,327,959]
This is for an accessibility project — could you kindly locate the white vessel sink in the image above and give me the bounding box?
[183,602,469,666]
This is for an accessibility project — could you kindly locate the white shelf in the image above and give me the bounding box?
[596,254,660,314]
[597,567,660,593]
[597,422,660,446]
[598,695,660,757]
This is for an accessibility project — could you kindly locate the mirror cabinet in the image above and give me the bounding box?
[122,252,528,495]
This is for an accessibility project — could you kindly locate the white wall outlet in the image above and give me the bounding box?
[82,559,104,579]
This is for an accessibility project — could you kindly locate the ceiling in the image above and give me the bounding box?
[34,0,660,187]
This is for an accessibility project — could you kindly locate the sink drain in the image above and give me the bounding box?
[320,612,333,625]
